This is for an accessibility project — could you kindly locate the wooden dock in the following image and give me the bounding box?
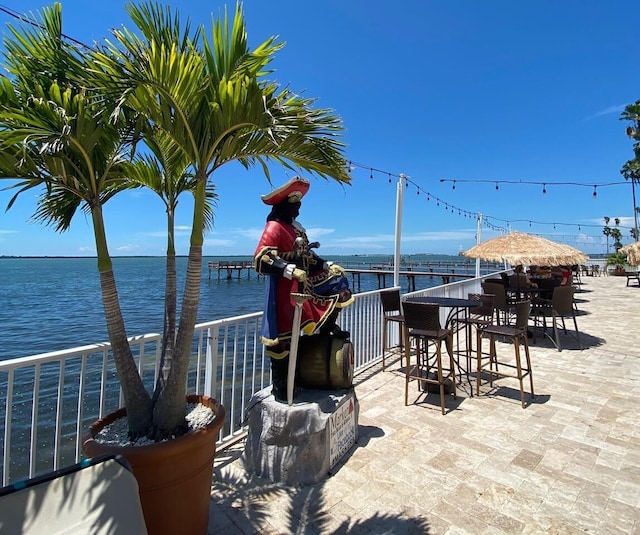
[207,260,474,291]
[208,261,257,280]
[344,268,473,292]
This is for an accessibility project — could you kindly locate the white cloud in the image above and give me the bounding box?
[403,230,476,242]
[115,244,140,252]
[583,104,626,121]
[305,227,335,239]
[0,230,17,234]
[203,238,235,247]
[230,228,265,241]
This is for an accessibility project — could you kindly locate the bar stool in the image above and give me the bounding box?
[481,281,513,325]
[380,288,405,370]
[402,301,455,414]
[476,300,534,408]
[457,293,495,375]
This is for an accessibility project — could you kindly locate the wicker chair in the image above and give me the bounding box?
[477,300,534,408]
[457,293,495,373]
[402,301,455,414]
[380,288,405,370]
[481,281,513,325]
[532,285,581,352]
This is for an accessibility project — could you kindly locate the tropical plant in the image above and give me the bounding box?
[606,251,627,271]
[0,2,350,439]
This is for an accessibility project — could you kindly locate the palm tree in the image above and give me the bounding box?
[621,101,640,239]
[0,2,350,438]
[0,4,154,434]
[122,136,217,421]
[603,216,611,253]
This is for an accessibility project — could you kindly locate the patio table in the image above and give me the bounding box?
[404,296,480,395]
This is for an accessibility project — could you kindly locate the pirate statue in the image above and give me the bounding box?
[254,176,354,402]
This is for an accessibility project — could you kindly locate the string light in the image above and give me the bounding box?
[542,183,547,195]
[439,178,627,189]
[344,161,633,240]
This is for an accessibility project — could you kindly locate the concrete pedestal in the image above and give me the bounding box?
[242,387,359,486]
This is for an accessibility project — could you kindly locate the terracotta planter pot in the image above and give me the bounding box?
[82,395,225,535]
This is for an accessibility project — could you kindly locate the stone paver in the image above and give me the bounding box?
[208,275,640,534]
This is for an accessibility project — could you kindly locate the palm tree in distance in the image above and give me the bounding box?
[612,217,623,251]
[621,101,640,240]
[603,216,611,253]
[0,2,351,438]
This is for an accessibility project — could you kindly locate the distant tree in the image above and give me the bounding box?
[620,101,640,239]
[611,227,623,251]
[611,218,623,251]
[603,216,612,253]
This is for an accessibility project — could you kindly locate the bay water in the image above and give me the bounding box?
[0,254,486,361]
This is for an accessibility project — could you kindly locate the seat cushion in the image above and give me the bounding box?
[408,327,451,339]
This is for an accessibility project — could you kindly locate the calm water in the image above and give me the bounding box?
[0,254,487,360]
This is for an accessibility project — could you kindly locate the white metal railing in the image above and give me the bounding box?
[0,272,502,486]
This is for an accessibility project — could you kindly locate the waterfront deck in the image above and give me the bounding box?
[208,275,640,534]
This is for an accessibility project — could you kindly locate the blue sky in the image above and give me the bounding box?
[0,0,638,257]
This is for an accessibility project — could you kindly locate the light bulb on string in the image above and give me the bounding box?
[495,182,499,190]
[542,183,547,195]
[593,186,597,199]
[388,173,392,184]
[370,169,373,180]
[452,181,456,190]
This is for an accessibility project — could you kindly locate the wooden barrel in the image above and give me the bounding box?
[297,333,354,390]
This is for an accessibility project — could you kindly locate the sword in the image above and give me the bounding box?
[288,292,311,405]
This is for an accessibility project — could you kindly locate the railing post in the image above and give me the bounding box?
[204,326,219,398]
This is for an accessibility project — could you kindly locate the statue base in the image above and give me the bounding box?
[242,386,359,486]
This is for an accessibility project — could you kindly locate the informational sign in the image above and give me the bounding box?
[329,393,357,468]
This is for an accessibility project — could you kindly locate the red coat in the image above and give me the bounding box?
[254,220,350,358]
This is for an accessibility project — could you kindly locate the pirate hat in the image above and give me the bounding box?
[261,176,310,205]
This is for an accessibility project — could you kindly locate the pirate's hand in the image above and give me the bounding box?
[292,268,307,283]
[328,263,346,277]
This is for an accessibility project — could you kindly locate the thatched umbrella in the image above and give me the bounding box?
[462,231,589,266]
[619,241,640,265]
